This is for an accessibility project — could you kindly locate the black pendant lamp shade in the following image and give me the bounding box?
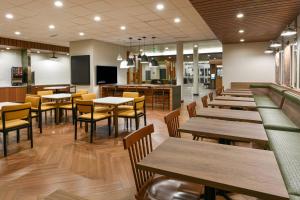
[150,58,159,67]
[127,37,135,67]
[140,36,149,64]
[137,38,142,60]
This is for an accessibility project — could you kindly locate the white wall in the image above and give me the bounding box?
[223,42,275,89]
[0,50,22,86]
[31,53,70,85]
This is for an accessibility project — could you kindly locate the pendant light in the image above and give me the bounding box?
[270,41,281,48]
[137,38,142,61]
[141,36,149,64]
[116,44,123,61]
[127,37,135,67]
[281,26,297,37]
[150,37,159,67]
[264,48,273,54]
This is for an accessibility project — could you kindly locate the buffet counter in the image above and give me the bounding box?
[99,84,181,111]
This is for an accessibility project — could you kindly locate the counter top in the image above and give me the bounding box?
[101,84,179,88]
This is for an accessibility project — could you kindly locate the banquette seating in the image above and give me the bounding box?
[249,83,300,200]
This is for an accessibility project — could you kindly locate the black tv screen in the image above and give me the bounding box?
[71,55,90,85]
[96,66,117,84]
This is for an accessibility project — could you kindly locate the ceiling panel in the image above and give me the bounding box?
[189,0,300,43]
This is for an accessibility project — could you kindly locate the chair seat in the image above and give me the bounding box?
[59,104,73,110]
[118,109,143,117]
[78,113,111,121]
[254,95,279,109]
[31,112,38,118]
[40,105,56,111]
[139,176,203,200]
[94,106,112,113]
[258,108,300,132]
[118,105,134,110]
[0,119,29,131]
[267,130,300,196]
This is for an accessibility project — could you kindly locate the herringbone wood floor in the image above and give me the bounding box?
[0,97,257,200]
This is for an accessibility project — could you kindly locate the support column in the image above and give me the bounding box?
[176,41,184,100]
[192,45,199,95]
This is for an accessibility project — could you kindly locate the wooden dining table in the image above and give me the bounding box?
[208,100,257,110]
[221,92,253,97]
[137,138,289,200]
[196,108,262,123]
[214,96,255,102]
[224,89,252,93]
[44,86,69,93]
[178,117,267,144]
[93,97,134,137]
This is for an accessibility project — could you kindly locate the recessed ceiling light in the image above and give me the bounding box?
[48,24,55,29]
[54,0,63,7]
[94,16,101,22]
[120,25,126,30]
[270,41,281,48]
[156,3,164,11]
[5,13,14,19]
[6,47,10,50]
[37,51,40,54]
[165,47,169,50]
[79,32,85,36]
[14,31,21,35]
[66,53,70,55]
[236,13,244,18]
[174,17,181,23]
[240,38,245,42]
[238,29,244,34]
[194,44,198,48]
[264,49,273,54]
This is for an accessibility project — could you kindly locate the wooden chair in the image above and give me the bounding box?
[123,124,202,200]
[164,109,181,138]
[25,95,42,133]
[118,96,146,130]
[208,92,214,101]
[37,90,56,121]
[82,93,111,113]
[201,95,208,108]
[216,89,222,96]
[0,103,33,157]
[59,93,83,124]
[74,100,111,143]
[119,92,139,111]
[186,102,202,141]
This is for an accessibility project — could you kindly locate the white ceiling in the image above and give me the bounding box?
[0,0,216,47]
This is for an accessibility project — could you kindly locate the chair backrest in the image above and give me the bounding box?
[25,95,41,109]
[187,101,197,118]
[37,90,53,96]
[2,103,31,121]
[216,89,222,96]
[201,95,208,108]
[134,96,145,110]
[76,89,88,95]
[208,92,214,101]
[81,93,96,101]
[123,124,155,193]
[76,100,93,114]
[123,92,139,98]
[164,109,181,138]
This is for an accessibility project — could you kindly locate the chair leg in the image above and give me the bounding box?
[85,122,88,133]
[90,122,94,143]
[39,111,42,134]
[108,117,111,136]
[29,126,33,148]
[45,112,47,123]
[16,130,20,143]
[3,132,7,157]
[65,110,68,122]
[75,120,78,140]
[144,114,147,126]
[135,117,139,130]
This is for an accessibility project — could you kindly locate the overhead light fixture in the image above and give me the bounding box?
[238,29,244,34]
[120,25,126,30]
[240,38,245,42]
[236,13,244,18]
[79,32,85,36]
[156,3,164,11]
[141,36,149,64]
[194,44,198,48]
[37,51,40,54]
[50,52,58,59]
[6,47,10,50]
[270,41,281,48]
[127,37,135,68]
[66,53,70,56]
[264,48,273,54]
[150,37,159,67]
[165,47,169,50]
[174,17,181,23]
[48,24,55,29]
[14,31,21,35]
[281,27,297,37]
[54,0,63,7]
[94,16,101,22]
[117,54,123,61]
[120,60,129,69]
[5,13,14,19]
[137,38,142,61]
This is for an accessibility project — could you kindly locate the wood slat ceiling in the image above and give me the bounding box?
[189,0,300,43]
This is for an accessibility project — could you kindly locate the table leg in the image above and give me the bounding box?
[204,186,216,200]
[114,105,118,137]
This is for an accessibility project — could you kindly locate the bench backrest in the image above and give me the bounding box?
[268,85,286,108]
[282,91,300,128]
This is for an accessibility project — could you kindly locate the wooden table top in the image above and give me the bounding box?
[215,96,255,102]
[94,97,134,106]
[209,100,257,109]
[224,89,252,93]
[196,108,262,123]
[137,138,289,200]
[44,86,68,90]
[0,102,19,110]
[221,92,253,97]
[178,117,267,143]
[42,93,72,100]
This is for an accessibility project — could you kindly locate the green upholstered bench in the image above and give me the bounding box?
[258,108,300,132]
[267,130,300,196]
[270,84,286,95]
[290,195,300,200]
[249,83,271,88]
[254,95,279,109]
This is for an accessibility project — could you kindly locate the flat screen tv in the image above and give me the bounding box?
[71,55,90,85]
[96,66,117,84]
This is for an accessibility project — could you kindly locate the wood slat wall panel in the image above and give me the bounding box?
[189,0,300,43]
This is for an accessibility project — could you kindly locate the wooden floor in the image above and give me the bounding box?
[0,87,257,200]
